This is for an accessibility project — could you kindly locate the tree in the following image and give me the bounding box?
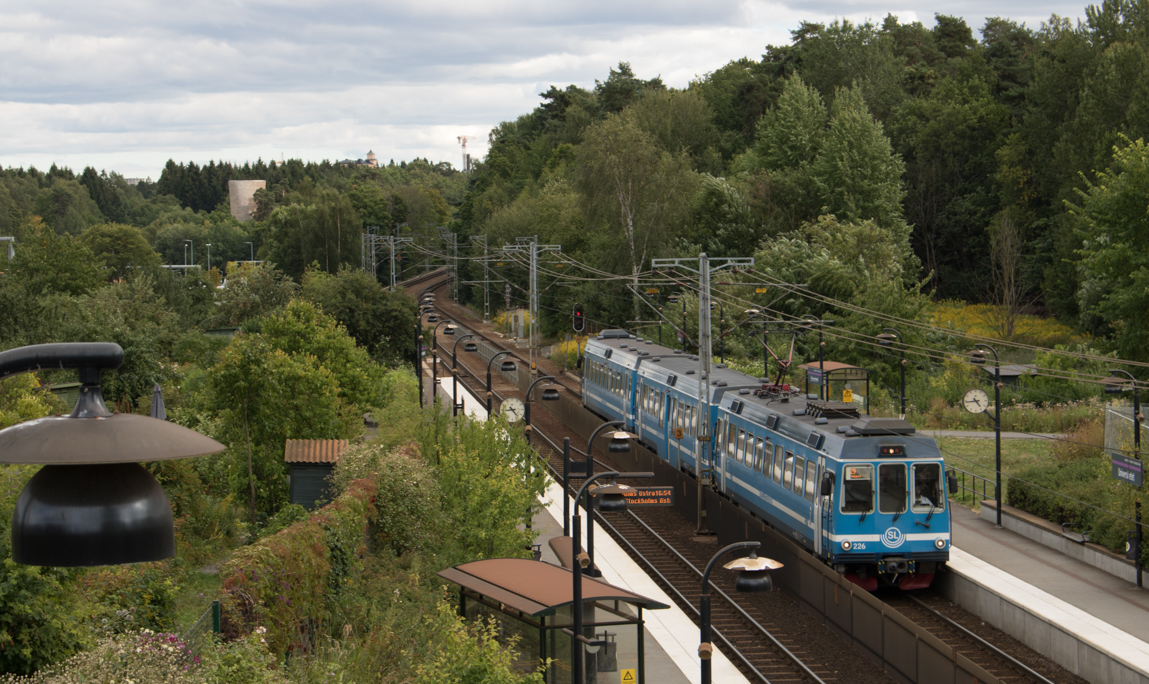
[266,188,362,279]
[31,178,102,235]
[1071,136,1149,359]
[301,266,418,366]
[79,222,162,281]
[576,115,697,306]
[211,263,298,328]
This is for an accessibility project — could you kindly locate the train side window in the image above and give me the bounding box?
[773,445,784,483]
[690,406,697,437]
[804,461,817,501]
[878,463,907,514]
[841,465,874,514]
[793,456,805,492]
[783,452,795,489]
[912,463,943,512]
[753,438,763,472]
[737,430,747,464]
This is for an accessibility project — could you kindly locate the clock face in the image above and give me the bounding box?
[502,397,525,423]
[962,388,990,414]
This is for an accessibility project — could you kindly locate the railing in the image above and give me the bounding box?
[181,600,220,655]
[948,466,998,506]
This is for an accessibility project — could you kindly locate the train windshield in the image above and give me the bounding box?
[912,463,944,512]
[878,464,907,514]
[841,465,873,513]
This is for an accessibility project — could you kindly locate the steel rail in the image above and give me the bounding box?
[905,595,1057,684]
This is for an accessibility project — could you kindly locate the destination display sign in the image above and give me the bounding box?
[590,486,674,508]
[1112,453,1143,487]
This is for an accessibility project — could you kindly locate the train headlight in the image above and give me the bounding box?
[935,538,947,549]
[840,540,852,551]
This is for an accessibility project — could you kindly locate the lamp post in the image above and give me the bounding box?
[568,469,652,684]
[206,243,211,272]
[524,375,558,445]
[876,328,906,419]
[970,344,1002,527]
[698,542,780,684]
[1107,369,1142,588]
[801,316,835,400]
[184,240,193,268]
[430,320,453,404]
[0,343,224,566]
[580,420,629,576]
[486,351,516,415]
[451,334,476,417]
[245,241,254,262]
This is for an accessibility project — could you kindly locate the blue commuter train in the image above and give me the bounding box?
[582,330,952,590]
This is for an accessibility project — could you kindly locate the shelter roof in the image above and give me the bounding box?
[438,558,669,617]
[284,439,349,464]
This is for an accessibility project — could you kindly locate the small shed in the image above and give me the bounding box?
[800,361,871,412]
[438,558,669,683]
[284,439,349,510]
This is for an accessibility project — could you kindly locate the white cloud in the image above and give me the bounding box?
[0,0,1089,178]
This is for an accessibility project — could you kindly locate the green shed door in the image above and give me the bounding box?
[289,464,334,510]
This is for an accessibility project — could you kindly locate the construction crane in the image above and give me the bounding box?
[457,135,476,172]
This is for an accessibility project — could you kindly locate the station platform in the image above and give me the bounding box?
[948,502,1149,683]
[432,367,744,684]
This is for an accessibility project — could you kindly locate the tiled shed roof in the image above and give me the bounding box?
[284,439,349,464]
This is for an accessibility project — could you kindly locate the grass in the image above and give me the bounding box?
[935,436,1056,510]
[172,566,224,635]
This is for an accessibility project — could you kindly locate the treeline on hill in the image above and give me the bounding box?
[454,0,1149,369]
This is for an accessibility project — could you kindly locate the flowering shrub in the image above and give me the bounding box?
[0,630,199,684]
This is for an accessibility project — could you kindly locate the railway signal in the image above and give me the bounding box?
[573,308,585,333]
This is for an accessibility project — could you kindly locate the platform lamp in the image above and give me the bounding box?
[699,541,781,684]
[485,351,517,415]
[876,328,906,419]
[1106,369,1143,588]
[451,334,476,417]
[0,343,224,566]
[430,320,453,403]
[969,344,1002,527]
[579,421,632,577]
[565,469,653,684]
[524,375,558,445]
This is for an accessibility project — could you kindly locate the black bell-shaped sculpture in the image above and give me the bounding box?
[0,343,224,567]
[500,360,517,372]
[13,463,174,566]
[541,387,560,401]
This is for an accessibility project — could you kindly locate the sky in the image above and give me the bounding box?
[0,0,1091,180]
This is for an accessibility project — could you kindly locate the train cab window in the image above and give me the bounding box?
[783,452,795,489]
[793,456,805,492]
[842,465,874,513]
[804,461,818,501]
[878,463,908,514]
[912,463,943,512]
[772,445,784,483]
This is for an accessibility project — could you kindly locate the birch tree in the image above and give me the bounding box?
[575,115,697,317]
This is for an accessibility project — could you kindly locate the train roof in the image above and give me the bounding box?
[587,329,937,458]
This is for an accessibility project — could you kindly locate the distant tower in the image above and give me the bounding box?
[457,136,472,172]
[366,150,378,168]
[228,180,267,222]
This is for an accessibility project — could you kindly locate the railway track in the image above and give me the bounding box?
[406,272,1085,684]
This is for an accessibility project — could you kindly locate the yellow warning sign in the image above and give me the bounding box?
[755,287,768,293]
[674,427,684,440]
[620,669,636,683]
[842,389,853,403]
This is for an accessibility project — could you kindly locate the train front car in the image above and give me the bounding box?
[829,421,951,590]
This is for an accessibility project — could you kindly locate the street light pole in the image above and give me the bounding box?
[430,320,453,405]
[524,375,556,445]
[699,542,779,684]
[206,243,211,272]
[451,334,475,417]
[971,344,1002,527]
[245,241,254,262]
[877,328,906,419]
[486,351,516,415]
[184,240,193,268]
[581,420,625,576]
[1109,369,1142,588]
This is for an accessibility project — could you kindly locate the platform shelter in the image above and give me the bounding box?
[438,558,669,684]
[799,361,871,413]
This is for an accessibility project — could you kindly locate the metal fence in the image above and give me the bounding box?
[181,600,220,655]
[948,466,998,506]
[1105,405,1137,457]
